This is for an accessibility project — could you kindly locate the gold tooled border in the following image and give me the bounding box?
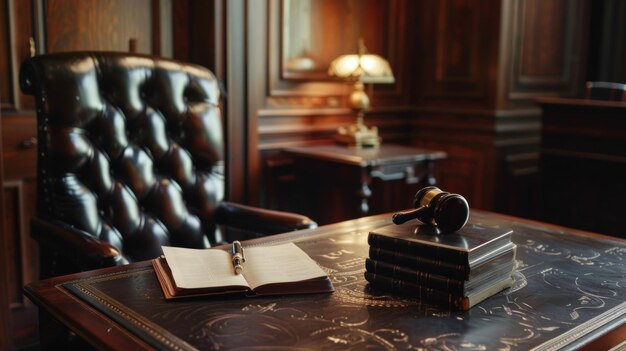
[531,301,626,351]
[63,268,198,351]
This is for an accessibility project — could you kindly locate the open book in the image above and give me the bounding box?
[153,243,334,300]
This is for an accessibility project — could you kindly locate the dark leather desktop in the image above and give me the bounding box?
[25,211,626,350]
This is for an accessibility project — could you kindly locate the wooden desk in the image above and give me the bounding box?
[284,144,446,225]
[537,97,626,238]
[25,210,626,350]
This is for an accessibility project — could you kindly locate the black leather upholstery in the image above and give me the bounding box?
[20,52,316,277]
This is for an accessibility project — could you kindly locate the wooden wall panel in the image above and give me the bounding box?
[3,179,38,348]
[499,150,540,219]
[0,0,35,112]
[409,0,587,217]
[412,107,542,213]
[0,0,13,109]
[0,107,10,351]
[416,0,499,104]
[1,1,175,346]
[2,114,39,348]
[435,1,480,86]
[504,0,588,102]
[518,0,567,77]
[5,184,24,307]
[13,0,35,110]
[44,0,156,54]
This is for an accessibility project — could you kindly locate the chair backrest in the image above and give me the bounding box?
[584,81,626,101]
[20,52,224,262]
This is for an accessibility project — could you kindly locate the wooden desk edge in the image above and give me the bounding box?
[24,262,155,350]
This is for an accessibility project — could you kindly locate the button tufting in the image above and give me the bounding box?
[20,52,272,266]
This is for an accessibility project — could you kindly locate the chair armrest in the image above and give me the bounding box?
[215,202,317,235]
[31,217,128,272]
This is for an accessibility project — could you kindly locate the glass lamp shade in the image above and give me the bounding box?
[327,45,394,148]
[328,54,395,84]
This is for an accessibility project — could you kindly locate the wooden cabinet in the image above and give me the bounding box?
[284,144,446,225]
[538,97,626,239]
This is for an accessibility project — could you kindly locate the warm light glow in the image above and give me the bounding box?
[328,54,395,84]
[327,40,394,147]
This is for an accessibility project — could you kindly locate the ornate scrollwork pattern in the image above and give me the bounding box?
[67,212,626,350]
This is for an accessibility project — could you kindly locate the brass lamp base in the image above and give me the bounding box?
[335,123,381,148]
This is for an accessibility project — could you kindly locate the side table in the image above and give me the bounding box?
[284,144,446,225]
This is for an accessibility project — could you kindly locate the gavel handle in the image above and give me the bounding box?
[392,207,428,224]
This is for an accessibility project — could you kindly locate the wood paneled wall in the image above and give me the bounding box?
[417,0,497,105]
[0,0,11,109]
[237,0,417,205]
[1,0,33,111]
[0,1,604,345]
[180,0,591,217]
[412,0,588,216]
[503,0,587,104]
[38,0,165,55]
[0,107,10,351]
[45,0,156,54]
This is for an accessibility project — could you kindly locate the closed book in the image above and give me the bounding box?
[369,242,516,280]
[153,243,334,300]
[368,221,513,265]
[365,256,516,296]
[364,271,513,311]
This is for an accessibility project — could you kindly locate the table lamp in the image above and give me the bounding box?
[328,39,395,147]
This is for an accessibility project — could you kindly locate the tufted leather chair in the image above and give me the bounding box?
[20,52,316,279]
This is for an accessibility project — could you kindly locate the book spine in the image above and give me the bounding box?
[364,272,469,310]
[368,246,469,280]
[368,233,468,264]
[365,258,465,295]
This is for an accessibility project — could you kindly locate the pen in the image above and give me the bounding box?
[231,240,245,274]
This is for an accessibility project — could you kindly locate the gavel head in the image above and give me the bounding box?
[392,186,470,233]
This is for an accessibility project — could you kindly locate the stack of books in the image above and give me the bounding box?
[365,221,516,310]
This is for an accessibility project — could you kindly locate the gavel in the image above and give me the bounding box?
[392,186,469,233]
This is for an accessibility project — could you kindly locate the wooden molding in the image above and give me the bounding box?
[505,0,588,100]
[417,0,499,102]
[0,101,11,351]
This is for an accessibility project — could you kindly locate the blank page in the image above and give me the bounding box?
[242,243,327,290]
[162,246,248,289]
